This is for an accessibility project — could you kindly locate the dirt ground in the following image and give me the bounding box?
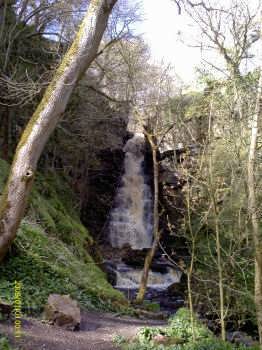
[0,310,166,350]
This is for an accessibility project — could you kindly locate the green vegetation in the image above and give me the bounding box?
[142,301,161,313]
[0,159,127,314]
[120,309,259,350]
[0,335,16,350]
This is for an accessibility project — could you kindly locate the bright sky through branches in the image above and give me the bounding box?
[139,0,202,84]
[138,0,261,85]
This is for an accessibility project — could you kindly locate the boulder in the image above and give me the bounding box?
[227,331,258,347]
[153,334,169,344]
[44,294,81,331]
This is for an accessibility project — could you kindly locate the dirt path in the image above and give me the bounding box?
[0,311,166,350]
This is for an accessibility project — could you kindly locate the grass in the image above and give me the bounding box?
[0,158,127,315]
[0,335,16,350]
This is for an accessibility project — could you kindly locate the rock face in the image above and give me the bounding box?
[227,331,258,347]
[44,294,81,331]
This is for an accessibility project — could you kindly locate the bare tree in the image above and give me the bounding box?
[134,65,177,303]
[0,0,118,261]
[247,16,262,344]
[182,0,260,119]
[135,127,160,304]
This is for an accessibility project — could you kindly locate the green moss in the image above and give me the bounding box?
[29,172,94,258]
[0,221,125,314]
[0,159,127,314]
[142,301,160,312]
[0,336,16,350]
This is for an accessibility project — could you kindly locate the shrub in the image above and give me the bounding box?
[120,308,259,350]
[167,308,212,341]
[0,336,15,350]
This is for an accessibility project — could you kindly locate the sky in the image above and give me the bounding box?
[137,0,261,86]
[138,0,203,85]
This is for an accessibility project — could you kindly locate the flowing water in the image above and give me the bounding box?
[115,263,182,290]
[109,133,153,250]
[108,133,182,300]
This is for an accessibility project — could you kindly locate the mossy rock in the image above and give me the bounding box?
[142,301,161,312]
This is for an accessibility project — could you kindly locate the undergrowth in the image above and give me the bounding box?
[0,334,16,350]
[118,308,259,350]
[0,159,127,315]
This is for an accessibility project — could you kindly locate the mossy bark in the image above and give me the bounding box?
[0,0,118,261]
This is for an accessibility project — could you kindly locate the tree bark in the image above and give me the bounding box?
[0,0,117,261]
[248,63,262,345]
[209,154,226,341]
[136,135,159,303]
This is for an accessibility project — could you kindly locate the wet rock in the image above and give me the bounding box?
[159,168,183,188]
[82,147,126,240]
[121,247,148,267]
[160,299,184,310]
[167,278,186,298]
[227,331,258,347]
[103,260,117,285]
[44,294,81,331]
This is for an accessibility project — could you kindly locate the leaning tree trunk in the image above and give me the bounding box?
[136,134,160,304]
[248,66,262,345]
[0,0,117,261]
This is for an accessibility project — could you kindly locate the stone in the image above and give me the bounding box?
[44,294,81,331]
[153,334,168,344]
[227,331,258,347]
[103,260,117,285]
[134,308,168,320]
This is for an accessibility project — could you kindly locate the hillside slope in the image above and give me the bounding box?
[0,159,126,314]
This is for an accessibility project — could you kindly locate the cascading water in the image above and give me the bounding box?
[107,132,182,309]
[109,133,153,250]
[115,264,182,290]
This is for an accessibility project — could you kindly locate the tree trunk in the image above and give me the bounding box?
[185,178,196,342]
[209,154,226,341]
[136,137,159,304]
[248,65,262,345]
[214,215,226,341]
[0,0,117,261]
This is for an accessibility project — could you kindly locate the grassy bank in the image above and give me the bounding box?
[0,159,127,314]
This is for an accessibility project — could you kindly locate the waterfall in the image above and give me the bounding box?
[115,263,182,290]
[109,133,153,250]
